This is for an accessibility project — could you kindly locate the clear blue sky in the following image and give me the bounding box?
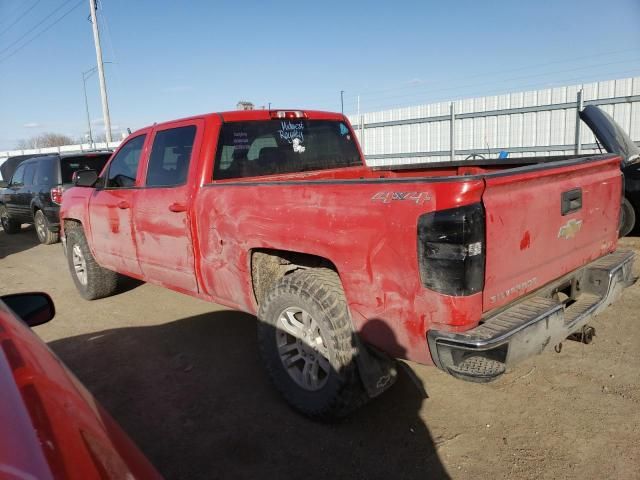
[1,0,639,149]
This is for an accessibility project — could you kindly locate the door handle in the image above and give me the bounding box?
[168,202,187,213]
[561,188,582,215]
[117,201,130,210]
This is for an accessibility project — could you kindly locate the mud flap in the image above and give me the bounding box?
[353,335,399,398]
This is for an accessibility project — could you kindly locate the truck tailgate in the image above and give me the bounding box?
[482,155,622,312]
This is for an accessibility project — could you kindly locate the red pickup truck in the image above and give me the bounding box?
[60,109,635,418]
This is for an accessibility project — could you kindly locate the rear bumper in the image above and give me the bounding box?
[427,249,636,382]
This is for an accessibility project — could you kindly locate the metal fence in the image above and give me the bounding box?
[348,76,640,166]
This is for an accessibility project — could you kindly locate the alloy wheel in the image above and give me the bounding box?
[72,244,88,285]
[35,213,46,242]
[276,307,331,391]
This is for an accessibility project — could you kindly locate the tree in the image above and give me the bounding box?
[16,132,74,149]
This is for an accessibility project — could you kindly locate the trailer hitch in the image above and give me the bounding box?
[567,325,596,344]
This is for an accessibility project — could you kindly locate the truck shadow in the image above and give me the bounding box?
[0,226,41,259]
[48,310,450,480]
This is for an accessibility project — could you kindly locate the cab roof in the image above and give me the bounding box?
[139,109,347,131]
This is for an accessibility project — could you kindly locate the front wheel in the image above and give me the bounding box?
[619,197,636,238]
[34,210,59,244]
[0,205,21,234]
[65,225,118,300]
[257,268,368,419]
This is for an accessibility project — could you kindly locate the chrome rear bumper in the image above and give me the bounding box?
[427,250,636,382]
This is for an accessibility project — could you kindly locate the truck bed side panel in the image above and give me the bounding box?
[194,178,485,364]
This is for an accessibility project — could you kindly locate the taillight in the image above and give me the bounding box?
[269,110,307,119]
[50,186,63,205]
[417,203,485,296]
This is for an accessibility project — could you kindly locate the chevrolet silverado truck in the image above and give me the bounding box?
[59,109,636,418]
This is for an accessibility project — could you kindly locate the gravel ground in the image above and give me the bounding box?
[2,225,639,480]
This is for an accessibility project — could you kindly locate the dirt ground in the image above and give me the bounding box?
[1,226,640,480]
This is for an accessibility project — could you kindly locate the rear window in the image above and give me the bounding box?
[60,154,111,183]
[213,119,361,180]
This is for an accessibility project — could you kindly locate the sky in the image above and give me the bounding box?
[0,0,639,150]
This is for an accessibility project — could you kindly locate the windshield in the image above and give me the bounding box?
[60,154,111,183]
[213,119,361,180]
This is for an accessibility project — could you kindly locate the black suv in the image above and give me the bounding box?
[0,152,111,244]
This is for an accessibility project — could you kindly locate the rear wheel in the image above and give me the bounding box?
[34,210,59,245]
[257,268,368,419]
[0,205,21,234]
[65,225,118,300]
[619,197,636,238]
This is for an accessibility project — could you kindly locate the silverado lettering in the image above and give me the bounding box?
[490,278,538,304]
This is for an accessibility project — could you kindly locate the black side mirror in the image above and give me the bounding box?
[2,293,56,327]
[0,180,8,188]
[73,169,99,187]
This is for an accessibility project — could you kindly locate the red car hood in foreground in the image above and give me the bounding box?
[0,301,162,480]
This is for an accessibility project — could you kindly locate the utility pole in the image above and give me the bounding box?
[340,90,344,114]
[89,0,112,143]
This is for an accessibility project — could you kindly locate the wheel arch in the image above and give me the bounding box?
[250,248,340,308]
[62,218,84,239]
[31,199,42,216]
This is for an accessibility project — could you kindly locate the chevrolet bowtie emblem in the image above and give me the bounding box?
[558,219,583,239]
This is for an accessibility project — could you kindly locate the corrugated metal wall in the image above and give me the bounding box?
[348,76,640,166]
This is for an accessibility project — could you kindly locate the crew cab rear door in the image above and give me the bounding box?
[132,119,202,293]
[481,156,622,312]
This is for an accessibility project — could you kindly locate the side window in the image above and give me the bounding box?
[23,163,37,186]
[11,164,26,186]
[106,135,146,188]
[35,159,58,186]
[145,126,196,187]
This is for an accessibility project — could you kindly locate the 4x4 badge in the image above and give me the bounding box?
[558,219,583,239]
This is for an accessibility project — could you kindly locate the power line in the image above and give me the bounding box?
[0,0,84,64]
[352,67,640,114]
[0,0,76,56]
[0,1,35,27]
[345,59,640,113]
[356,48,640,98]
[353,57,640,108]
[252,52,640,113]
[0,0,42,38]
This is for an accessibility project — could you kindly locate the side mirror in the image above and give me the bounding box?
[2,292,55,327]
[73,169,99,187]
[0,180,8,188]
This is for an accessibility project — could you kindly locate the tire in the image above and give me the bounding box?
[65,224,118,300]
[34,210,59,245]
[257,268,368,420]
[0,205,21,234]
[619,197,636,238]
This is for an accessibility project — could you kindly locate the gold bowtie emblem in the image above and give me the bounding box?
[558,219,583,239]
